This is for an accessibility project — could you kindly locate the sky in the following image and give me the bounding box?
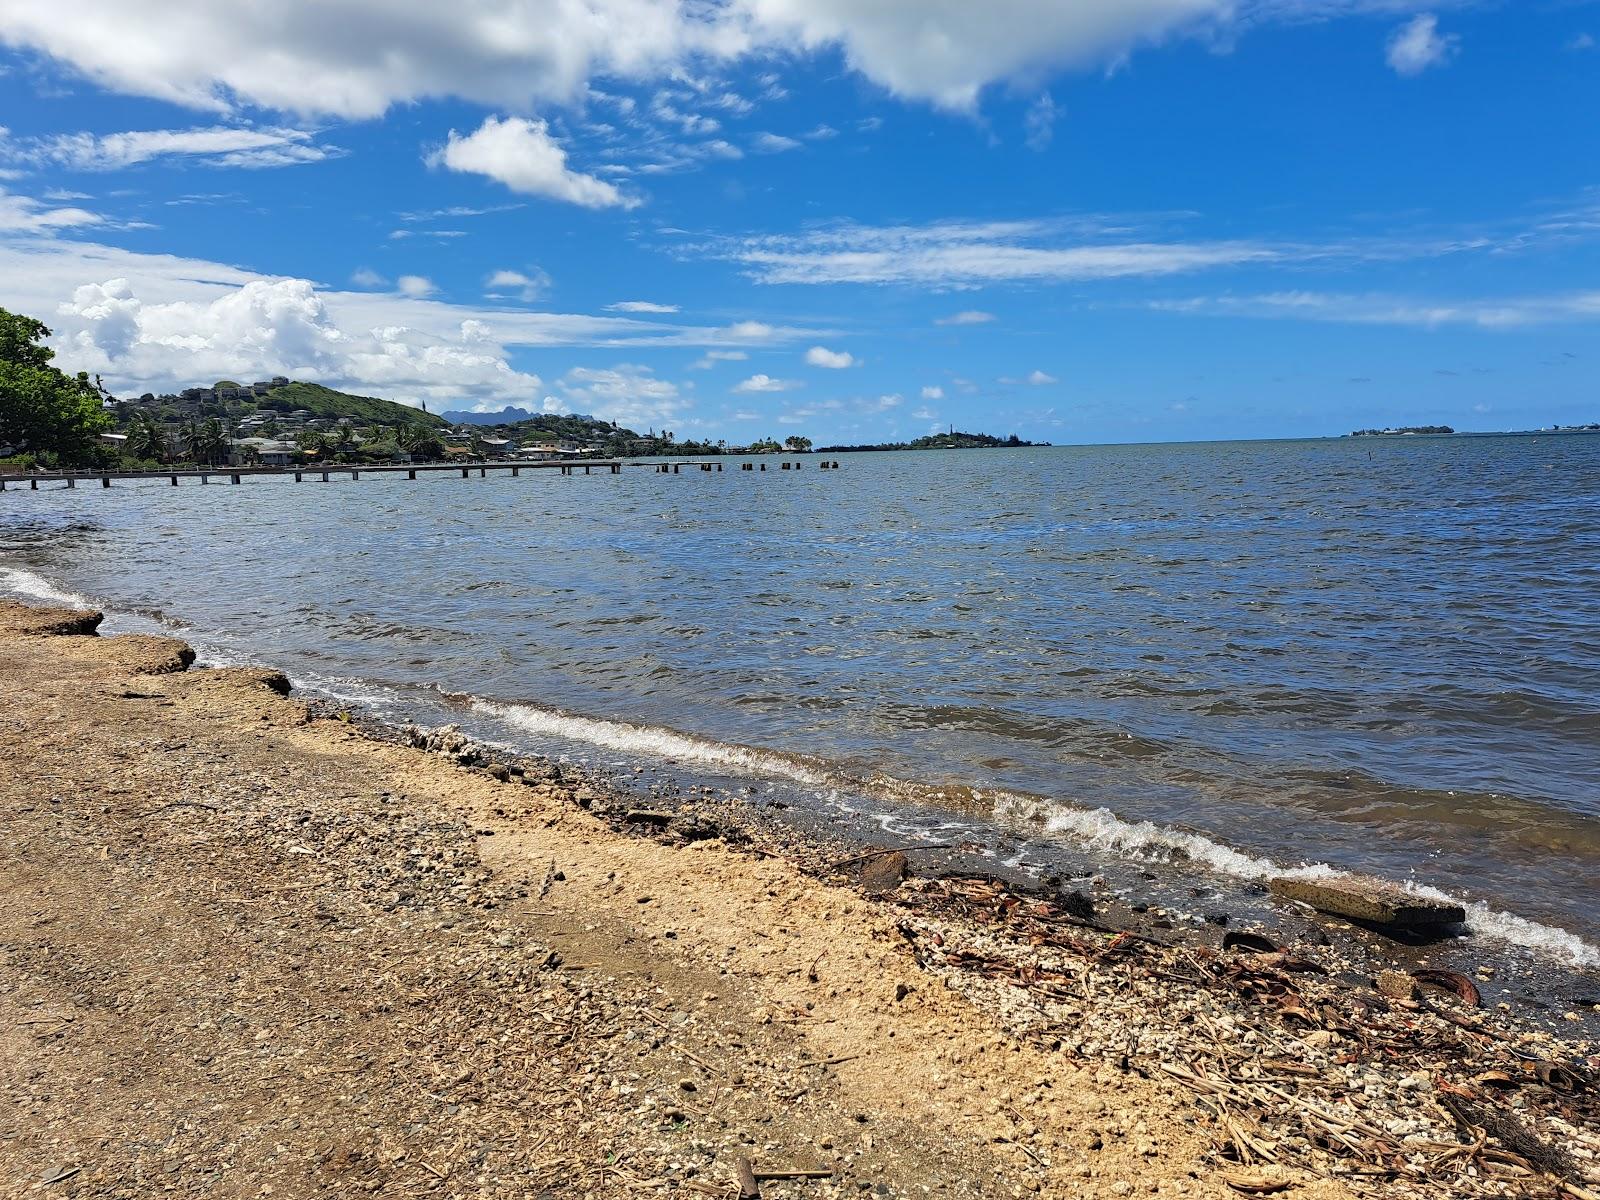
[0,1,1597,445]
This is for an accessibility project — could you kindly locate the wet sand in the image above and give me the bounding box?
[1,600,1595,1199]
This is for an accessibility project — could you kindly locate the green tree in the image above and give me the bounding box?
[191,418,228,466]
[125,412,168,463]
[297,430,327,459]
[783,435,813,452]
[0,308,114,467]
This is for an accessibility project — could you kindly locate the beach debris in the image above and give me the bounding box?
[859,850,908,895]
[1415,968,1482,1008]
[405,723,490,767]
[1267,875,1466,929]
[1376,968,1419,1001]
[734,1155,760,1198]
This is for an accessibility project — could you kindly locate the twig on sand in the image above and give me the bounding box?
[138,800,219,816]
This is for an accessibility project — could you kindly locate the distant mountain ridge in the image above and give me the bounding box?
[440,407,537,426]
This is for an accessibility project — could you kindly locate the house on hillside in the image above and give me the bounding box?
[229,438,298,468]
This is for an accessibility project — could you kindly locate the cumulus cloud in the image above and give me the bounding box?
[804,345,856,368]
[920,385,944,399]
[555,364,687,426]
[1027,369,1057,384]
[429,116,634,209]
[396,274,436,298]
[608,300,679,313]
[350,267,387,288]
[0,237,819,409]
[485,267,553,301]
[0,0,1416,121]
[13,126,334,170]
[733,373,800,393]
[936,309,996,325]
[1386,15,1457,76]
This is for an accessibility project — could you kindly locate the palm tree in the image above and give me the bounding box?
[194,418,228,466]
[297,430,327,460]
[125,413,167,463]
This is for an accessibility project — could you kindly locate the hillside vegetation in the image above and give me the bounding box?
[258,382,446,430]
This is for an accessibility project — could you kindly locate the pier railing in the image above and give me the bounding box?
[0,457,841,490]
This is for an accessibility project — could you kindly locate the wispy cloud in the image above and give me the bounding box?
[1149,289,1600,328]
[8,125,337,170]
[732,373,801,393]
[1386,14,1457,76]
[936,310,996,326]
[608,300,680,313]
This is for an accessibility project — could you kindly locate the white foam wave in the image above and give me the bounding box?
[995,793,1600,968]
[472,698,832,787]
[0,565,91,608]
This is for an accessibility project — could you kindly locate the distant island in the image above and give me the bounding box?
[1348,426,1455,437]
[817,431,1041,453]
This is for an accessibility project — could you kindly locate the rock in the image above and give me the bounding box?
[1268,875,1465,928]
[0,601,103,637]
[860,851,908,896]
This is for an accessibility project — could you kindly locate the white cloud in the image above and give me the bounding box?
[1569,33,1596,51]
[734,0,1234,110]
[804,345,856,368]
[350,267,387,288]
[733,373,801,393]
[556,364,687,427]
[396,275,436,298]
[429,116,634,209]
[13,126,334,170]
[920,385,944,400]
[608,300,680,313]
[485,267,552,301]
[874,393,903,410]
[1385,15,1457,76]
[936,309,996,325]
[0,236,818,408]
[723,320,778,339]
[912,406,937,420]
[803,124,838,140]
[1024,93,1059,151]
[1149,289,1600,329]
[1027,369,1057,384]
[0,1,1431,121]
[728,220,1278,287]
[691,349,748,368]
[0,188,105,233]
[752,132,801,153]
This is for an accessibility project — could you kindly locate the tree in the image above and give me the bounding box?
[297,430,327,459]
[191,418,228,466]
[783,435,813,452]
[125,412,168,463]
[0,307,114,467]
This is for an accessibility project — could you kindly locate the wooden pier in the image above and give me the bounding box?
[0,458,840,491]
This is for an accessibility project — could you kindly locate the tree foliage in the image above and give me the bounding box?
[0,308,115,467]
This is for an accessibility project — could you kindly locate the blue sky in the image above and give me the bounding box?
[1,1,1596,444]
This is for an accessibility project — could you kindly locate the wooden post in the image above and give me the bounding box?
[408,469,416,480]
[295,471,303,482]
[68,477,77,489]
[584,464,592,474]
[782,462,790,470]
[321,472,329,483]
[512,466,520,477]
[672,463,681,474]
[351,470,360,480]
[230,474,240,485]
[30,478,38,490]
[717,462,723,471]
[760,463,766,470]
[611,463,620,474]
[201,475,209,485]
[170,474,178,486]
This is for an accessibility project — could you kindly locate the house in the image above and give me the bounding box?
[98,432,129,449]
[229,438,298,468]
[480,437,516,456]
[250,381,275,396]
[271,376,290,387]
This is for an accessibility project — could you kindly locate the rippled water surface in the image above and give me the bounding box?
[4,436,1598,955]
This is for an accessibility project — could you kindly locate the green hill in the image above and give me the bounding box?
[258,382,446,430]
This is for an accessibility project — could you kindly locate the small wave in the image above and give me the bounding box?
[0,565,91,608]
[470,698,834,786]
[994,792,1600,968]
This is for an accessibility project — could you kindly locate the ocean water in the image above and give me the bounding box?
[4,436,1599,964]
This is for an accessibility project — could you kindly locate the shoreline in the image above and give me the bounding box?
[2,599,1598,1199]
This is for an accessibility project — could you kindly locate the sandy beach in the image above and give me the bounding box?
[2,600,1596,1200]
